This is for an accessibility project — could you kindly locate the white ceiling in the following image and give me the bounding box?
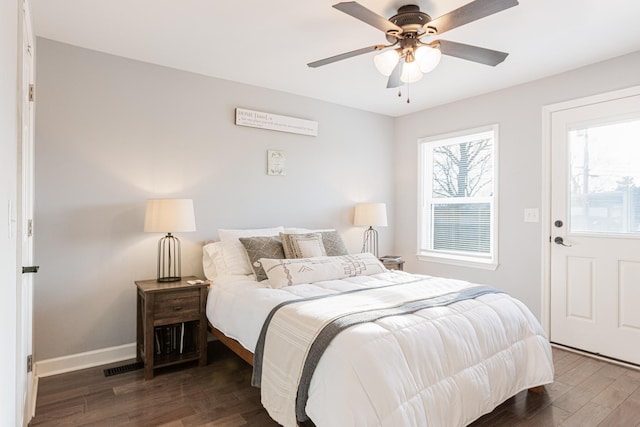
[31,0,640,117]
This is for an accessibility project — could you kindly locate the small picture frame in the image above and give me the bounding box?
[267,150,286,176]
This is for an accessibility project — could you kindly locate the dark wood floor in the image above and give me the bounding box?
[30,342,640,426]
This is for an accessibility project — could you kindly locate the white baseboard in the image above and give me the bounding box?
[35,342,137,378]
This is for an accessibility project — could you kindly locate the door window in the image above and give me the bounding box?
[568,117,640,235]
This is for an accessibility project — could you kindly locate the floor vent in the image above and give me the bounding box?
[103,361,144,377]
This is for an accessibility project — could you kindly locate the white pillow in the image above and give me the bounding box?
[202,241,229,280]
[218,227,284,275]
[283,227,333,233]
[260,253,385,289]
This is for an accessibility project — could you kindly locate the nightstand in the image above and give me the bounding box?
[380,258,405,271]
[135,276,209,380]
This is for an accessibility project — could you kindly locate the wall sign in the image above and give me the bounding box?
[235,108,318,136]
[267,150,286,176]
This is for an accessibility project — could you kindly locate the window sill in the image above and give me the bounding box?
[417,253,498,270]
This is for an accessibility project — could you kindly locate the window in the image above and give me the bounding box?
[418,125,498,268]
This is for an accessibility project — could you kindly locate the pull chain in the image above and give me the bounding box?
[396,84,411,103]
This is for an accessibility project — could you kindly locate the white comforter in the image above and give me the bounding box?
[206,271,554,427]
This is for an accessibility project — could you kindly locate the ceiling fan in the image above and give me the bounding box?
[308,0,519,89]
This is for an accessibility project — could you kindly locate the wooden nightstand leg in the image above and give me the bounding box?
[144,364,154,380]
[143,293,155,380]
[136,291,142,362]
[198,286,208,367]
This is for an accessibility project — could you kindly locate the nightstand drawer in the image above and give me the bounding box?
[154,290,200,319]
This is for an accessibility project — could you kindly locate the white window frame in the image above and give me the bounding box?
[417,124,499,270]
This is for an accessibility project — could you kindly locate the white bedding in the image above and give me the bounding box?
[206,271,416,352]
[206,271,554,427]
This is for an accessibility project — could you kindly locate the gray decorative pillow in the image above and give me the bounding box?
[280,232,327,259]
[319,230,348,256]
[239,236,285,281]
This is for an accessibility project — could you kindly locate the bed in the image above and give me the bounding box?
[203,227,554,427]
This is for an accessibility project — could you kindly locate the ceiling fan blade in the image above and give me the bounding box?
[436,39,509,66]
[307,45,386,68]
[386,61,403,88]
[427,0,518,35]
[333,2,403,34]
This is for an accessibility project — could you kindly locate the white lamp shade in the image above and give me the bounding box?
[415,45,442,73]
[144,199,196,233]
[354,203,388,227]
[374,49,400,76]
[400,60,423,83]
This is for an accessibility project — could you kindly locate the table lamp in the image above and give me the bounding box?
[144,198,196,282]
[353,202,387,258]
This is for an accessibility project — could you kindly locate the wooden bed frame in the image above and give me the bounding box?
[209,322,254,366]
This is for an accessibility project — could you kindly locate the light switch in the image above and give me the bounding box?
[524,208,539,223]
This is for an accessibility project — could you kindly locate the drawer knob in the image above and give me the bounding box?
[173,306,182,311]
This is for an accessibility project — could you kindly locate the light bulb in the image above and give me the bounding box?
[415,45,442,73]
[400,60,423,83]
[374,50,399,76]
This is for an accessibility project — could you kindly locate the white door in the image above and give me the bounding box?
[550,92,640,365]
[18,0,36,423]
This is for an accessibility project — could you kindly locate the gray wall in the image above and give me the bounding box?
[34,39,395,361]
[1,0,19,423]
[394,51,640,316]
[34,36,640,362]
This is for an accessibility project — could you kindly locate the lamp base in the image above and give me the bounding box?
[157,233,182,283]
[361,226,379,258]
[157,276,181,283]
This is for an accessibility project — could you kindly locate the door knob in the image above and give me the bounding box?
[554,220,563,228]
[554,237,572,247]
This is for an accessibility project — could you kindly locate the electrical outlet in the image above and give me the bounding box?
[524,208,539,223]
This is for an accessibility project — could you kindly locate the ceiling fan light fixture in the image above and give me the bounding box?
[374,49,400,76]
[400,60,423,83]
[313,1,518,99]
[415,45,442,73]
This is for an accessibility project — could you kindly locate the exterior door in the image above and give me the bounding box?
[18,0,35,423]
[550,92,640,365]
